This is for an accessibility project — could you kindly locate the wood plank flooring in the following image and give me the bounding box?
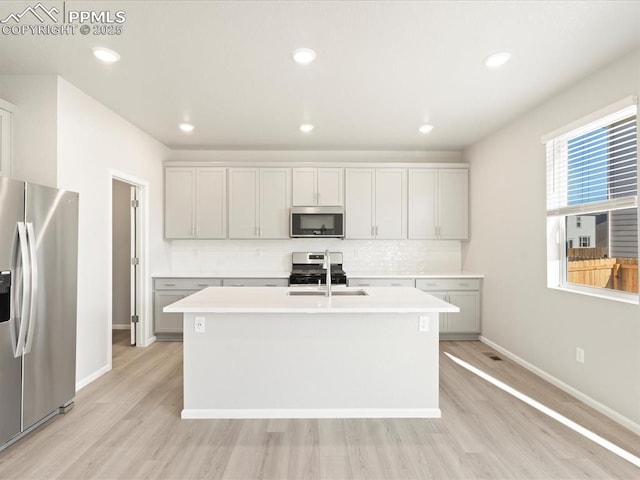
[0,331,639,479]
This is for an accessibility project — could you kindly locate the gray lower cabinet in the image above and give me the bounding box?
[153,278,222,340]
[348,278,414,287]
[222,278,289,287]
[153,277,288,339]
[416,278,481,340]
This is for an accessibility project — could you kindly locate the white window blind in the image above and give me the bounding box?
[546,104,638,216]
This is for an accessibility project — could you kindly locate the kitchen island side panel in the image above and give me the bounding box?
[182,312,439,418]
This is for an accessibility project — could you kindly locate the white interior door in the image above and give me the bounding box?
[130,185,140,346]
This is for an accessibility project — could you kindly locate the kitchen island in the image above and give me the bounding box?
[164,286,458,419]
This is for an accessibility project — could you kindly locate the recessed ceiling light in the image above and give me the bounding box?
[292,48,316,65]
[484,51,511,68]
[299,124,314,133]
[419,124,434,134]
[92,47,120,63]
[179,122,195,133]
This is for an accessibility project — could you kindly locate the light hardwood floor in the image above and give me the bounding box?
[0,331,639,479]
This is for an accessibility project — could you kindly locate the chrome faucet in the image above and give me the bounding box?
[323,249,332,297]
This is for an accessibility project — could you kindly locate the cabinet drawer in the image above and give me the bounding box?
[154,278,222,290]
[416,278,481,291]
[222,278,288,287]
[348,278,415,287]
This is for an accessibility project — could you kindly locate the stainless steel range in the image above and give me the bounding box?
[289,252,347,286]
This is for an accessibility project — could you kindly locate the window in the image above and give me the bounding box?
[578,236,591,247]
[545,99,638,300]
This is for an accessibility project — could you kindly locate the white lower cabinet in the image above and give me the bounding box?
[415,278,481,339]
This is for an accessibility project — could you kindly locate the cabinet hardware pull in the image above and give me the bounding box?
[164,283,176,287]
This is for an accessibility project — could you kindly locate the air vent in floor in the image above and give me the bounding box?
[482,352,503,361]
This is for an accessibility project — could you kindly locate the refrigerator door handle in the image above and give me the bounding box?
[15,221,31,357]
[24,222,38,355]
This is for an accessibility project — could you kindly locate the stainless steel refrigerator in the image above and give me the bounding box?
[0,177,78,451]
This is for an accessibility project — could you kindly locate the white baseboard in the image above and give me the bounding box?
[181,408,442,420]
[75,364,111,392]
[479,336,640,436]
[112,324,131,330]
[140,335,156,347]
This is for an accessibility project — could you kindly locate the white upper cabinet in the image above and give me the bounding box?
[228,168,259,238]
[196,168,227,238]
[165,167,227,239]
[345,168,406,239]
[292,167,343,206]
[259,168,291,239]
[408,168,468,240]
[228,167,291,239]
[0,99,15,179]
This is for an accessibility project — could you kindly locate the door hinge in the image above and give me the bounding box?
[131,315,139,323]
[131,257,139,265]
[131,199,139,208]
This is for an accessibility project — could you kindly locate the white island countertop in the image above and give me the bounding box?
[164,286,459,314]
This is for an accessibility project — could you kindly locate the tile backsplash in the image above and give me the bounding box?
[168,239,461,274]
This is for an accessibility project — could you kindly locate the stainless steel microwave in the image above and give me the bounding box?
[290,206,345,238]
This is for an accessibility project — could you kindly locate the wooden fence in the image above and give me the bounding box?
[568,257,638,293]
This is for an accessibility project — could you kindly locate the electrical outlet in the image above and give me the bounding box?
[419,316,430,332]
[576,347,585,363]
[195,316,205,333]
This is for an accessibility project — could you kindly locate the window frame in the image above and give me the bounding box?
[544,98,639,303]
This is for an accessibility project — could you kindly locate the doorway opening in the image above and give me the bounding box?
[111,178,141,348]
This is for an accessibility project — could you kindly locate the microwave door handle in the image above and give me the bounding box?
[14,222,31,357]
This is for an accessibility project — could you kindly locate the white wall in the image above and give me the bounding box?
[56,78,170,388]
[462,49,640,429]
[0,75,58,185]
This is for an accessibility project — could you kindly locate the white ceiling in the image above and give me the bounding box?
[1,0,640,151]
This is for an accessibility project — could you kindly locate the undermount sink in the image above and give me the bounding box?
[332,290,368,296]
[287,289,368,297]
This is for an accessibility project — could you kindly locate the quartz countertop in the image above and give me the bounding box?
[153,271,483,279]
[348,272,484,279]
[153,271,290,279]
[164,286,459,314]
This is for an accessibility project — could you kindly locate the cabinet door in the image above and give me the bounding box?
[165,168,195,239]
[317,168,344,206]
[446,291,480,333]
[345,169,375,238]
[228,168,259,238]
[438,169,469,240]
[154,291,193,334]
[260,168,291,239]
[292,168,317,206]
[408,169,438,239]
[196,168,226,238]
[0,105,13,178]
[375,168,406,239]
